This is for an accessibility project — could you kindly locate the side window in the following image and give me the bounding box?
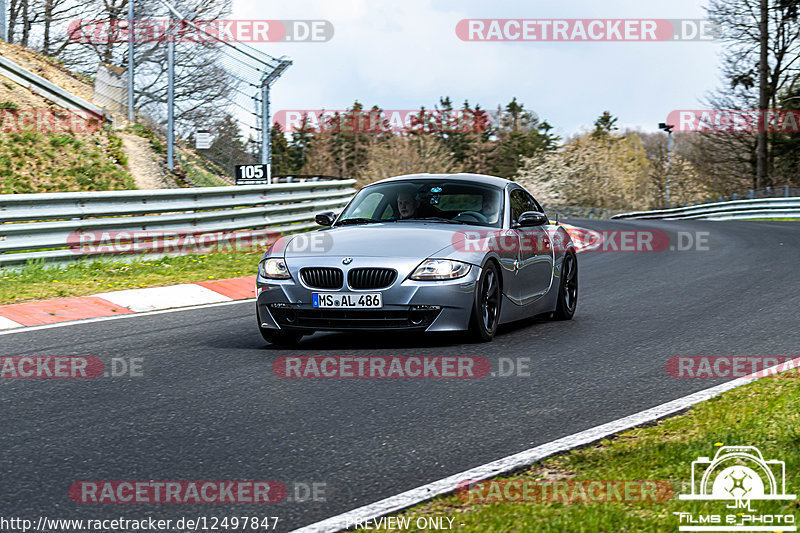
[510,189,527,223]
[524,191,544,214]
[350,192,383,219]
[379,203,396,219]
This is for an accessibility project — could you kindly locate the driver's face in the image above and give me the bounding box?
[397,193,418,218]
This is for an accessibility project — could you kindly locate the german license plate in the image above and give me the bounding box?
[312,293,382,309]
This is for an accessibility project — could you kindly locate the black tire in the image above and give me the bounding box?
[553,252,578,320]
[468,261,502,342]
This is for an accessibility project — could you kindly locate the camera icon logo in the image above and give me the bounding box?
[679,446,795,504]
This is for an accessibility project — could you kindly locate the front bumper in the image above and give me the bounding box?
[256,257,480,333]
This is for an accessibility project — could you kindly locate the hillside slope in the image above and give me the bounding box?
[0,42,170,193]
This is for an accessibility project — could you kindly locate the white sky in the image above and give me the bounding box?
[232,0,725,138]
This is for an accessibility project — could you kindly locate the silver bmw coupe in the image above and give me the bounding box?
[256,173,578,345]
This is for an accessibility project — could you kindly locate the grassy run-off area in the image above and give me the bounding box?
[372,374,800,532]
[0,251,263,305]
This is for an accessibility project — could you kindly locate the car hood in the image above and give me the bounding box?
[282,223,468,259]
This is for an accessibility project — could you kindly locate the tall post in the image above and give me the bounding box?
[0,0,7,42]
[756,0,768,189]
[127,0,135,122]
[261,83,271,183]
[167,36,175,171]
[666,130,673,206]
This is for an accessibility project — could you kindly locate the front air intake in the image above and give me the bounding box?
[300,267,344,289]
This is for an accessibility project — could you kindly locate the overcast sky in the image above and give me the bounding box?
[232,0,724,138]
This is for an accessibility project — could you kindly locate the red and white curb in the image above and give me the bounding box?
[560,223,601,253]
[0,276,257,331]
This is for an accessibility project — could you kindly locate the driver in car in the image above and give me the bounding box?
[396,190,420,219]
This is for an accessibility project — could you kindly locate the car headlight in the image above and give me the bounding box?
[410,259,471,280]
[259,258,291,279]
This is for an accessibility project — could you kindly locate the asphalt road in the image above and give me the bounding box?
[2,220,799,532]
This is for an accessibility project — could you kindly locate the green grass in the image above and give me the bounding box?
[183,153,230,187]
[372,376,800,532]
[0,130,134,193]
[0,251,262,305]
[740,218,800,221]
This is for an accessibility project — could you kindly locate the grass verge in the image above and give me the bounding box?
[0,251,262,305]
[371,375,800,532]
[0,130,133,193]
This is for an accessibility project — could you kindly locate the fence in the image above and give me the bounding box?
[613,196,800,220]
[0,180,355,267]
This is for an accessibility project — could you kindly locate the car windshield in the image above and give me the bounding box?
[337,180,504,228]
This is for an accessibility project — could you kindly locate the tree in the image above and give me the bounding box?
[704,0,800,188]
[592,111,619,138]
[204,113,252,177]
[515,130,653,210]
[358,134,459,186]
[269,122,292,175]
[635,130,709,207]
[301,102,392,179]
[491,98,559,178]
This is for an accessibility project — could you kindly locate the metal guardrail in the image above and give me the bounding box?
[0,180,356,266]
[613,197,800,221]
[271,174,348,184]
[0,55,107,120]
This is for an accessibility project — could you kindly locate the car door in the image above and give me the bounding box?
[510,188,554,304]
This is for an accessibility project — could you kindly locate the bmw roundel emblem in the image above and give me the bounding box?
[342,257,353,265]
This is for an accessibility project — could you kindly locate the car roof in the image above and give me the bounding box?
[369,173,512,189]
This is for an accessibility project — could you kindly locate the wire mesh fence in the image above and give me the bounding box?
[1,0,292,187]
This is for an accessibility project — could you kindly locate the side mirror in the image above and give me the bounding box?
[315,211,335,226]
[514,211,549,228]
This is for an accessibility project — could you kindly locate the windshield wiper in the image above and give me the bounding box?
[401,217,469,225]
[336,217,389,226]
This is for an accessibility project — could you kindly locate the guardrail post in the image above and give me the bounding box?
[750,189,755,199]
[733,193,738,200]
[786,185,790,197]
[766,186,771,197]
